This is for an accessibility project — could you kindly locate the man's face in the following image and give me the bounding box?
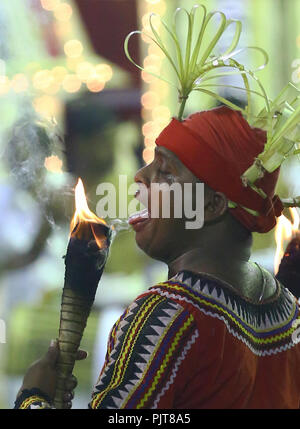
[130,146,204,263]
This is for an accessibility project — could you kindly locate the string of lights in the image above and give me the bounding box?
[0,0,113,121]
[140,0,171,164]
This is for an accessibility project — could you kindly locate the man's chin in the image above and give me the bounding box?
[132,216,176,261]
[134,231,168,263]
[134,229,153,256]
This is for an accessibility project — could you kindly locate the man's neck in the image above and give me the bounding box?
[167,245,251,281]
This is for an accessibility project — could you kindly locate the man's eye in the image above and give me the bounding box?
[157,170,175,183]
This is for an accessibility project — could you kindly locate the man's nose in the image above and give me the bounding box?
[134,165,151,208]
[134,164,151,187]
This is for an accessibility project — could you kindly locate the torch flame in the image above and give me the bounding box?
[70,178,108,247]
[274,208,300,274]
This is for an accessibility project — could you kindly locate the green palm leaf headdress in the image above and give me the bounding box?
[124,4,300,209]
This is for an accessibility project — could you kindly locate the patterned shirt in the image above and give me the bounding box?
[16,270,300,409]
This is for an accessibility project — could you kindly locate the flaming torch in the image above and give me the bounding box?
[275,208,300,300]
[54,178,112,409]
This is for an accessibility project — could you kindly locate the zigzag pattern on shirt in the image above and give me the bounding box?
[90,293,197,409]
[134,312,195,409]
[94,302,140,389]
[151,328,199,409]
[148,270,299,355]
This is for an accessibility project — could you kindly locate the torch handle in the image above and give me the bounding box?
[54,284,93,409]
[54,224,112,408]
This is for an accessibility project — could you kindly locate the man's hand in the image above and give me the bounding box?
[17,340,88,408]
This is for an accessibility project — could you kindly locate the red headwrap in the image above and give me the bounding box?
[156,106,283,233]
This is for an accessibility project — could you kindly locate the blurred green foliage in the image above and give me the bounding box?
[4,289,99,390]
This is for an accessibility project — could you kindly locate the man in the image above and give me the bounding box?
[14,106,300,409]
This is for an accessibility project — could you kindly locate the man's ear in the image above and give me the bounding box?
[204,191,228,222]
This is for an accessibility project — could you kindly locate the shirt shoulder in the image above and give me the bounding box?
[148,270,300,357]
[91,289,199,409]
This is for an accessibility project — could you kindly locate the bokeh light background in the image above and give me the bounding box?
[0,0,299,408]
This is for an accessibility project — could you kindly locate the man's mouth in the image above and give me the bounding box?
[128,208,150,231]
[129,184,153,232]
